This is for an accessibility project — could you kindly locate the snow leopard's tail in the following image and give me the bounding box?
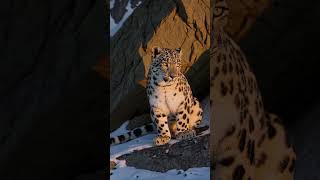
[110,122,156,146]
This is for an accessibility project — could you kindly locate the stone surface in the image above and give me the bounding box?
[126,113,151,130]
[117,131,209,172]
[110,0,210,131]
[110,0,146,23]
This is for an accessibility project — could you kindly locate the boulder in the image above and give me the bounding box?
[126,113,151,130]
[110,0,210,131]
[117,128,209,172]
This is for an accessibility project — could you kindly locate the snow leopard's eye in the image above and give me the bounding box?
[161,63,168,69]
[213,6,228,17]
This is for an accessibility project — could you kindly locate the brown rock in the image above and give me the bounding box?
[110,0,210,131]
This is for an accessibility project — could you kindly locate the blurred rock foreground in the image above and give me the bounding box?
[110,0,210,131]
[0,1,106,179]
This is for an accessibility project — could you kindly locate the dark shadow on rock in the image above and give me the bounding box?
[110,0,177,130]
[240,0,320,126]
[186,49,210,101]
[0,0,106,179]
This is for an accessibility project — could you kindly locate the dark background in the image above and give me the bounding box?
[0,1,107,180]
[240,0,320,179]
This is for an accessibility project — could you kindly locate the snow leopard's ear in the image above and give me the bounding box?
[152,46,162,58]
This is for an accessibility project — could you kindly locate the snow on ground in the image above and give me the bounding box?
[110,0,142,37]
[111,167,210,180]
[110,96,210,180]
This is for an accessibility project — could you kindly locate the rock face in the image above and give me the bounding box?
[110,0,210,131]
[126,113,151,130]
[110,0,146,23]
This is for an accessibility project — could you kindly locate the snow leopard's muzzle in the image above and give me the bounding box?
[163,65,178,82]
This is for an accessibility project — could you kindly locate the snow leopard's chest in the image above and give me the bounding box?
[148,78,189,115]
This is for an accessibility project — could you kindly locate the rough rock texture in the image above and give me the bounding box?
[117,129,209,172]
[110,0,210,131]
[126,113,151,130]
[110,0,130,23]
[110,0,146,23]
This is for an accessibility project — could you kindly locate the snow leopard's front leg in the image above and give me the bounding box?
[150,107,171,146]
[174,101,197,140]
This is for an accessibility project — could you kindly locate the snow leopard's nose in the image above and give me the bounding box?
[168,66,178,78]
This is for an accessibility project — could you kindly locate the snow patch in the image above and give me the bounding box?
[111,167,210,180]
[110,0,142,37]
[110,121,129,137]
[110,133,154,159]
[110,96,210,180]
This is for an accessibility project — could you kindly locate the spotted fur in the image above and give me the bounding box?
[110,123,155,146]
[147,47,203,146]
[110,47,203,146]
[211,0,296,179]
